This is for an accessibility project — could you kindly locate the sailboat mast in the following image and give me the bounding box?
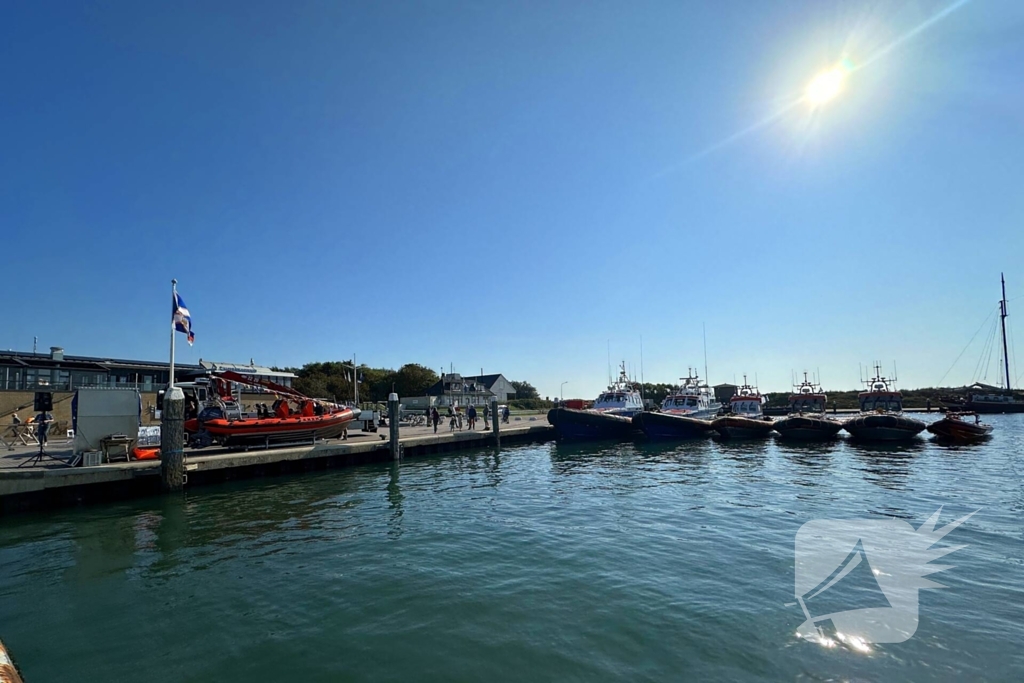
[1001,272,1011,390]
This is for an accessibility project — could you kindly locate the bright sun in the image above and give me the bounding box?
[805,68,845,106]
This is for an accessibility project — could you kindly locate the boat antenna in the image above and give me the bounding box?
[607,340,612,386]
[640,335,646,404]
[702,323,709,385]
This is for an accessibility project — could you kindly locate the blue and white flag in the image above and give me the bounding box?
[173,291,195,346]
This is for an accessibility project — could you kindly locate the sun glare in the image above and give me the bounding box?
[805,68,845,106]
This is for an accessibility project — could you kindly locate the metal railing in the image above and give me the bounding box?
[0,379,160,392]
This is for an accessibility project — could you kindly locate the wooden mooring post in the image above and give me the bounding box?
[388,392,401,460]
[160,386,185,491]
[491,397,500,448]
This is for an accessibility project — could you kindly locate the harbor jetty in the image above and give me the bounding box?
[0,417,554,515]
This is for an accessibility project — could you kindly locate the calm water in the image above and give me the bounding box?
[2,415,1023,681]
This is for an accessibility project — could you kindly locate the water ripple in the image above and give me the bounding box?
[1,417,1024,681]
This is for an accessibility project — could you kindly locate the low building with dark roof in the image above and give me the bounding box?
[0,346,294,393]
[712,383,739,404]
[402,372,517,410]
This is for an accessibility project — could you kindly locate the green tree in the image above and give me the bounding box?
[294,374,330,399]
[510,380,539,399]
[393,364,439,399]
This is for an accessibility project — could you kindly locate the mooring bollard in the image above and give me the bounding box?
[491,397,500,448]
[160,386,185,491]
[389,392,401,460]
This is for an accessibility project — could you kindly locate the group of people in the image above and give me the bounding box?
[7,411,51,447]
[255,397,326,419]
[429,403,511,434]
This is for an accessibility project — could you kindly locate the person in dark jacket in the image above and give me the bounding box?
[431,407,440,434]
[467,404,477,430]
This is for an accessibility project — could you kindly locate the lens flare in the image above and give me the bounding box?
[805,68,845,105]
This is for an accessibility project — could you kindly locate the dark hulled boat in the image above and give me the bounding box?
[633,369,719,440]
[927,412,993,441]
[711,379,774,439]
[548,407,636,440]
[773,374,843,440]
[843,366,925,442]
[632,411,716,439]
[964,392,1024,414]
[549,364,643,441]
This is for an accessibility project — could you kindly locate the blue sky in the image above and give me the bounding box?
[2,0,1022,399]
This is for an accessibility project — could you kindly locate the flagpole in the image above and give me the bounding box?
[169,279,177,388]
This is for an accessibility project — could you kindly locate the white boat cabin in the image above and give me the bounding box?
[859,377,904,413]
[593,364,644,416]
[789,378,827,413]
[729,384,764,417]
[662,370,719,417]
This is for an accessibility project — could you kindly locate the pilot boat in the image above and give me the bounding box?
[926,412,993,442]
[711,378,774,439]
[842,365,925,441]
[633,369,720,439]
[184,370,357,448]
[548,363,643,440]
[772,373,843,440]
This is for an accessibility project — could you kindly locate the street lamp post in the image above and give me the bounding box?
[560,381,568,401]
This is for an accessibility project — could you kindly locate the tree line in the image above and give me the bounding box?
[278,361,542,407]
[278,362,439,403]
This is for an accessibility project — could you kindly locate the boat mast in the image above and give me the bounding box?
[1001,272,1011,390]
[702,323,709,386]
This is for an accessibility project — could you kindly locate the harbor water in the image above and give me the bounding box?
[2,415,1023,681]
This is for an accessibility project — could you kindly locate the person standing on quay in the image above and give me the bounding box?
[467,404,477,430]
[431,407,440,434]
[35,410,52,449]
[482,403,489,430]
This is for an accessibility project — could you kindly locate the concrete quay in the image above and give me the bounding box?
[0,417,554,515]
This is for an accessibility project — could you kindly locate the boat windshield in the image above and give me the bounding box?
[861,396,903,412]
[790,398,825,412]
[733,401,762,415]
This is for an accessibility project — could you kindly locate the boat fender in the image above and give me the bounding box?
[132,446,160,461]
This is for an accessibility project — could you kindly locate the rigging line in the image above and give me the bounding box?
[970,319,990,383]
[972,317,998,384]
[937,305,998,386]
[1009,318,1018,390]
[982,318,999,382]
